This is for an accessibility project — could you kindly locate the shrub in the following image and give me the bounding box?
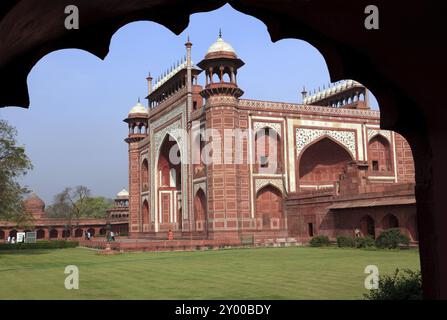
[336,236,355,247]
[364,268,422,300]
[309,235,331,247]
[355,236,376,248]
[375,228,410,249]
[0,240,79,250]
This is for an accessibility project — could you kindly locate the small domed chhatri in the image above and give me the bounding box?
[124,99,149,143]
[198,30,245,99]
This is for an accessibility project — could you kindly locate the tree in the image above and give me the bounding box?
[47,186,91,236]
[80,197,114,218]
[0,119,33,222]
[47,193,113,219]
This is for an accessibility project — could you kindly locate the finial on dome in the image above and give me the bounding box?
[219,28,222,38]
[138,97,140,103]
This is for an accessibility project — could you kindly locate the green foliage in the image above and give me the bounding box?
[364,268,422,300]
[355,236,376,248]
[336,236,376,248]
[336,236,356,247]
[375,228,410,249]
[0,240,79,251]
[80,197,114,218]
[0,120,33,222]
[46,188,113,219]
[309,235,331,247]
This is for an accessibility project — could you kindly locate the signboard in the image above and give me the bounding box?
[26,231,37,244]
[16,232,26,243]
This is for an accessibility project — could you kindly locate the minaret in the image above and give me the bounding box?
[196,32,249,239]
[123,100,149,235]
[146,73,153,99]
[185,36,193,115]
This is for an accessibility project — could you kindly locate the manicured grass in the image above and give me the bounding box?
[0,246,419,300]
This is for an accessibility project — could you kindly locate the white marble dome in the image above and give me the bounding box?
[117,188,129,198]
[206,35,236,56]
[128,101,147,115]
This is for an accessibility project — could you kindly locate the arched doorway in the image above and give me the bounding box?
[382,214,399,229]
[99,228,107,236]
[0,229,5,240]
[87,228,95,236]
[74,228,83,238]
[360,216,375,238]
[142,199,150,230]
[255,185,283,229]
[368,135,392,172]
[157,135,182,230]
[36,229,45,239]
[194,189,207,232]
[62,229,70,238]
[9,229,17,239]
[255,127,282,174]
[141,159,149,191]
[49,229,58,239]
[193,133,206,178]
[298,137,352,189]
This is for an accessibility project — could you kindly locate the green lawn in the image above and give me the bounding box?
[0,246,419,300]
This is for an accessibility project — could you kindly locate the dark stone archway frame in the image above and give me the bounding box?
[1,0,446,299]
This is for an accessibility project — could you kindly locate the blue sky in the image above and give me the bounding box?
[0,4,378,204]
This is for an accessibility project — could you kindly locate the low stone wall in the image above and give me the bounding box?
[79,238,242,252]
[79,237,302,252]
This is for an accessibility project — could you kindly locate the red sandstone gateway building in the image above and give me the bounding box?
[124,34,416,243]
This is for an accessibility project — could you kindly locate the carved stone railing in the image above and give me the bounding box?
[149,87,187,118]
[239,99,380,118]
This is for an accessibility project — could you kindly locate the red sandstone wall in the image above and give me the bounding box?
[128,145,141,235]
[236,111,252,230]
[333,204,417,241]
[205,104,250,235]
[394,133,415,183]
[286,190,336,239]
